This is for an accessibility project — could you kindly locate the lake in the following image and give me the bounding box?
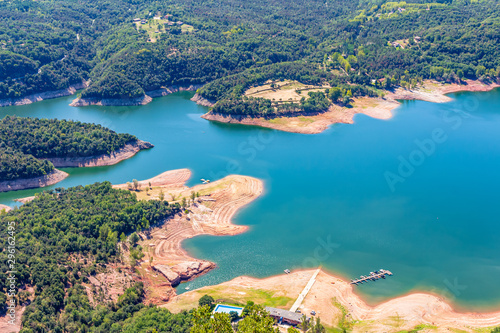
[1,89,499,311]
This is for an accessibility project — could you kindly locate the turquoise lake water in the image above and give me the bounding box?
[1,89,499,311]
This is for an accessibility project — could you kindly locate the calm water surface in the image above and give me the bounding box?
[1,89,499,311]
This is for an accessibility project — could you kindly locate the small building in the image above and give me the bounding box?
[177,21,183,25]
[391,41,402,49]
[213,304,244,316]
[141,20,147,24]
[133,18,141,22]
[265,307,308,326]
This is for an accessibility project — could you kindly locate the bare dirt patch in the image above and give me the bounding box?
[244,80,329,104]
[113,170,264,305]
[83,265,137,306]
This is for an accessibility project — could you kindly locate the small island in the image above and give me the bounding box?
[0,116,153,192]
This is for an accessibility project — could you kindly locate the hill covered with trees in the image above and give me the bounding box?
[0,116,136,158]
[0,116,140,182]
[0,182,312,332]
[0,182,180,331]
[0,148,54,181]
[2,0,499,109]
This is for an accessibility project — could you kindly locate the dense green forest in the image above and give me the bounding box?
[0,116,136,158]
[0,0,136,99]
[2,0,499,109]
[0,148,54,181]
[0,116,138,181]
[0,182,180,332]
[0,182,306,331]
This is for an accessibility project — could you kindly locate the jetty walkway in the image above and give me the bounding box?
[350,269,392,285]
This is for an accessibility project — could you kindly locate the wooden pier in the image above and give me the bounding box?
[350,269,393,285]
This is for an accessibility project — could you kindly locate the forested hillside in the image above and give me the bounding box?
[0,116,136,158]
[0,116,138,181]
[0,0,136,100]
[0,148,54,181]
[0,182,180,331]
[0,183,292,332]
[2,0,499,106]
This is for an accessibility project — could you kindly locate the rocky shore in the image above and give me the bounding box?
[45,140,153,167]
[0,169,68,193]
[0,81,88,107]
[190,93,215,107]
[70,85,204,107]
[153,262,216,287]
[69,95,153,107]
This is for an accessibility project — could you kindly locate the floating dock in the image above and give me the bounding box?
[350,269,392,285]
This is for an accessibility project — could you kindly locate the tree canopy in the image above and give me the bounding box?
[0,116,138,181]
[1,0,499,103]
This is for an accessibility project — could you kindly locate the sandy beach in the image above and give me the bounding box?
[202,79,500,134]
[164,269,500,332]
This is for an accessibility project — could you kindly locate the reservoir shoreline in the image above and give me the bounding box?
[200,80,500,134]
[44,139,153,168]
[0,81,88,107]
[0,140,152,192]
[70,85,203,107]
[2,88,500,318]
[165,268,500,331]
[0,169,68,193]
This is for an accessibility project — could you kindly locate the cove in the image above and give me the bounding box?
[1,89,500,311]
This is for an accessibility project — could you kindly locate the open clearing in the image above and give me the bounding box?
[244,80,330,103]
[135,18,193,42]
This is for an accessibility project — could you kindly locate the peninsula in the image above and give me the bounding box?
[0,116,152,191]
[112,169,263,303]
[200,79,500,134]
[0,169,263,332]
